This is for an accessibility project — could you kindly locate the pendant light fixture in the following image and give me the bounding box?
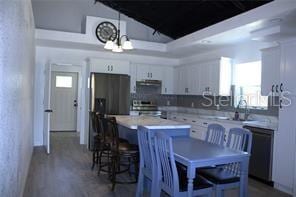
[104,12,134,53]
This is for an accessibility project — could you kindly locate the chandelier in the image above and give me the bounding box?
[104,12,133,53]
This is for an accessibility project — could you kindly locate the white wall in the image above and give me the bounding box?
[180,41,275,65]
[0,0,35,196]
[32,0,172,43]
[34,46,179,146]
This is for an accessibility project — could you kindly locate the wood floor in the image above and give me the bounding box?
[24,132,291,197]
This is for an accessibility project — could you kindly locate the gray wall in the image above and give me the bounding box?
[0,0,35,196]
[31,0,172,43]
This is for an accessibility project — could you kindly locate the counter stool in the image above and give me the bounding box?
[106,117,139,191]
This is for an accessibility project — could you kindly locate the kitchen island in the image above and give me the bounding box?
[113,115,191,144]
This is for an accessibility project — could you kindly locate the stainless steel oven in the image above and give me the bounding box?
[132,100,161,117]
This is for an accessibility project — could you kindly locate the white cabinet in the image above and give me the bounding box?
[197,58,231,96]
[136,64,163,81]
[261,46,281,96]
[150,66,163,80]
[162,67,175,94]
[175,66,192,95]
[191,125,207,140]
[176,57,232,96]
[272,41,296,195]
[130,64,137,93]
[88,58,130,75]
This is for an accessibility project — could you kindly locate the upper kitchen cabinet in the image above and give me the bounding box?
[175,66,191,95]
[136,64,163,81]
[161,66,175,94]
[176,57,232,96]
[130,64,137,93]
[88,58,130,75]
[261,46,281,96]
[198,58,232,96]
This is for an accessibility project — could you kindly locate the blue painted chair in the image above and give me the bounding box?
[199,127,253,197]
[136,126,159,197]
[154,132,213,197]
[205,123,226,146]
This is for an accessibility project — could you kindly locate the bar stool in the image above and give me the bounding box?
[106,117,139,191]
[97,116,129,175]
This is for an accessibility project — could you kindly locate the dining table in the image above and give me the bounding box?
[172,137,250,197]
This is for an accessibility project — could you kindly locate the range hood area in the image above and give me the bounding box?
[136,80,162,86]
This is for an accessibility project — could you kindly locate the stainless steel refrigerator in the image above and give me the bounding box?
[89,72,130,149]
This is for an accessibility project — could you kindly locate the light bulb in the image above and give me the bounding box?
[112,45,123,53]
[104,40,114,50]
[122,40,133,50]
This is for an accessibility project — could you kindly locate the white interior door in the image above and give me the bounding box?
[43,62,52,154]
[50,72,78,131]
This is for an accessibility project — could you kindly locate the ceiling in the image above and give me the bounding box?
[97,0,272,40]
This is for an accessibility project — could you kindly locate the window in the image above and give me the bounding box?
[56,76,72,88]
[233,61,268,109]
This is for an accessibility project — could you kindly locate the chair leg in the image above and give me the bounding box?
[97,150,103,175]
[91,151,96,170]
[92,150,99,170]
[111,155,118,191]
[133,156,139,181]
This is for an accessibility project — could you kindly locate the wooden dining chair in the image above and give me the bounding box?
[154,132,213,197]
[199,127,253,197]
[136,126,159,197]
[205,123,226,146]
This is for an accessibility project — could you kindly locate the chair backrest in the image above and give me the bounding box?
[137,126,156,176]
[90,112,99,133]
[225,127,253,175]
[205,123,226,146]
[226,127,252,153]
[154,132,179,195]
[105,117,120,150]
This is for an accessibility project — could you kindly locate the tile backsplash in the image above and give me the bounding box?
[130,92,278,117]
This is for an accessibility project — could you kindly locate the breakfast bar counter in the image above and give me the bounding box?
[113,115,191,144]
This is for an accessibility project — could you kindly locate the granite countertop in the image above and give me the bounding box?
[163,111,278,130]
[113,115,191,130]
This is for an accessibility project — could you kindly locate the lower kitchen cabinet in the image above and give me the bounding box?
[190,125,207,140]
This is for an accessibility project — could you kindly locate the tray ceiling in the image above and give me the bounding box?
[97,0,272,40]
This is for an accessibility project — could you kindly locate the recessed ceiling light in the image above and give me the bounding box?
[201,40,211,44]
[270,18,282,24]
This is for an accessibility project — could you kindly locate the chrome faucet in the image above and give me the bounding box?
[237,99,250,121]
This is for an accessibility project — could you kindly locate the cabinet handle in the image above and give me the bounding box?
[192,120,196,122]
[151,73,153,78]
[271,85,274,92]
[147,72,149,78]
[203,122,208,125]
[111,65,113,71]
[165,88,167,93]
[280,83,283,92]
[280,99,283,109]
[275,85,279,93]
[134,86,136,91]
[192,130,196,133]
[183,118,187,121]
[108,65,110,71]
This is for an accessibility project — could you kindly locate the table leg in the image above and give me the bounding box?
[187,166,195,197]
[240,158,249,197]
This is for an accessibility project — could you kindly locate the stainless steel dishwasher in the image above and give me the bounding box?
[243,125,274,185]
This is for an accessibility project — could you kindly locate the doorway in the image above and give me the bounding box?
[50,72,78,132]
